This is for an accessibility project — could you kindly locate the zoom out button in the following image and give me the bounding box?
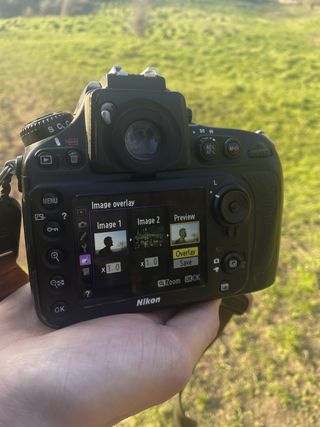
[49,276,66,291]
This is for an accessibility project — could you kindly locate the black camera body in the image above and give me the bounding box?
[19,66,283,328]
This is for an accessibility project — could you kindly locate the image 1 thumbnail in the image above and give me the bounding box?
[94,230,127,255]
[170,221,200,246]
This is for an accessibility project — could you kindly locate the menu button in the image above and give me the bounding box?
[42,192,60,209]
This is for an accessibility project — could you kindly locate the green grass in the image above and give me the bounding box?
[1,1,319,425]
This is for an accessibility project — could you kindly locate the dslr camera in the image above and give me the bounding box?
[19,66,283,328]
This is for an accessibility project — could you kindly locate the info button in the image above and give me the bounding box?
[219,281,231,293]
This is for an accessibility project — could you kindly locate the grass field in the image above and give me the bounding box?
[0,1,319,425]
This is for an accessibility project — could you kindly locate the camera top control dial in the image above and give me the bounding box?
[214,187,251,225]
[20,112,73,147]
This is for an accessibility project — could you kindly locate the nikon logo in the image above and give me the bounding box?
[136,297,161,307]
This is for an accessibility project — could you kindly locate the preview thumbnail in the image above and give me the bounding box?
[170,221,200,246]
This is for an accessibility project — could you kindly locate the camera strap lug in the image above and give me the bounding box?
[0,159,28,300]
[0,159,16,190]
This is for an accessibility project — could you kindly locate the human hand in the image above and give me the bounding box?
[0,285,220,427]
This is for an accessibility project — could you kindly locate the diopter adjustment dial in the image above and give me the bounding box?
[214,187,251,225]
[20,112,73,147]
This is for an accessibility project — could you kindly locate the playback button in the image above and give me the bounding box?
[36,151,55,167]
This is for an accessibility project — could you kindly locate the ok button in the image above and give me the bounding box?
[51,301,69,316]
[44,221,62,237]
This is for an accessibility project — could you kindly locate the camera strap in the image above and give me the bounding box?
[0,159,28,300]
[174,294,253,427]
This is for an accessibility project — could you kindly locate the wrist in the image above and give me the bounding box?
[0,382,41,427]
[0,361,64,427]
[0,358,114,427]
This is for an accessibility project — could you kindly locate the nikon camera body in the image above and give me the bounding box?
[19,66,283,328]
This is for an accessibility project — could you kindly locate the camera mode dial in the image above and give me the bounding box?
[20,112,73,147]
[214,187,251,225]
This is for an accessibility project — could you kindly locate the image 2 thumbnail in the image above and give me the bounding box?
[134,225,165,249]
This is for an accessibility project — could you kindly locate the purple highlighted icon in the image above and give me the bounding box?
[80,254,92,266]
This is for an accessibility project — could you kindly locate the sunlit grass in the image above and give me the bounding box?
[0,1,319,425]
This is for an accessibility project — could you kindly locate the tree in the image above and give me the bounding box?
[130,0,151,37]
[39,0,62,15]
[0,0,39,18]
[60,0,94,16]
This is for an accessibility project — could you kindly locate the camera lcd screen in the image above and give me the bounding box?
[74,189,207,301]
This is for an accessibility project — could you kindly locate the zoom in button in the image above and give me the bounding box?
[47,249,64,265]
